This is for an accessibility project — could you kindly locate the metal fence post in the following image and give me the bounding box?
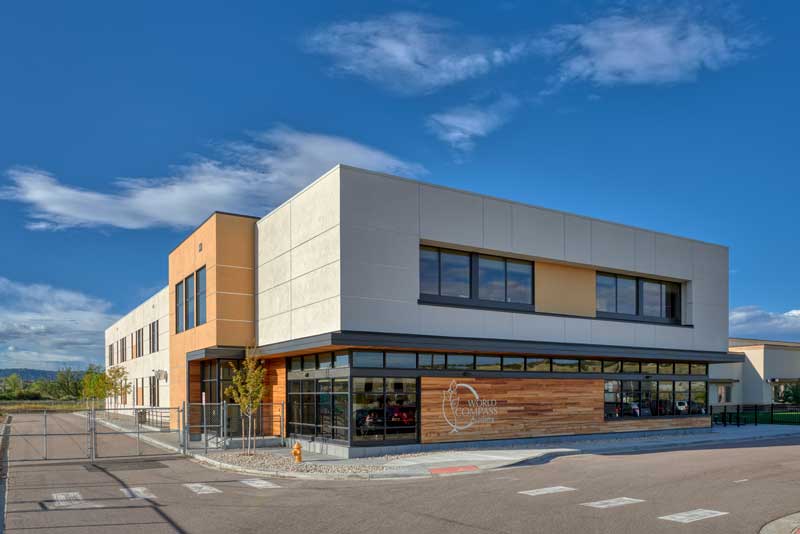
[42,409,47,460]
[90,406,96,464]
[280,401,285,445]
[180,401,186,454]
[203,403,208,455]
[136,409,141,456]
[222,401,227,450]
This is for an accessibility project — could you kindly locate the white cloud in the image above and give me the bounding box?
[427,95,520,152]
[729,306,800,342]
[2,126,424,230]
[0,277,119,370]
[539,13,756,90]
[305,12,528,94]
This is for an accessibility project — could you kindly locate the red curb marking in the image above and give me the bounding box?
[429,465,479,475]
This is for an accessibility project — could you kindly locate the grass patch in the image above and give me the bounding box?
[0,400,88,413]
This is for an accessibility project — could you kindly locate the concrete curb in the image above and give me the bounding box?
[760,512,800,534]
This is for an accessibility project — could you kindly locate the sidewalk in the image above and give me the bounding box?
[183,424,800,480]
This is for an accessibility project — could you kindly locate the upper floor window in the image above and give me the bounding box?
[108,344,113,366]
[196,267,207,326]
[176,281,185,333]
[149,320,159,353]
[597,273,681,324]
[185,273,195,329]
[420,246,533,309]
[175,266,206,334]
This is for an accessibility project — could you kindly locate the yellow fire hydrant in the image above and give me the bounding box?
[291,442,302,463]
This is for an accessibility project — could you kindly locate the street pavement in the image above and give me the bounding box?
[4,413,800,533]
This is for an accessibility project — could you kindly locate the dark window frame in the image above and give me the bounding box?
[596,272,682,325]
[419,246,534,313]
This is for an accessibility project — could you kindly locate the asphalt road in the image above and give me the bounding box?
[4,413,800,533]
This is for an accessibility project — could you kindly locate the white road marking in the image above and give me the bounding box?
[120,487,157,499]
[659,509,729,523]
[240,479,281,489]
[50,492,104,509]
[733,479,749,483]
[518,486,577,497]
[581,497,645,509]
[183,483,222,495]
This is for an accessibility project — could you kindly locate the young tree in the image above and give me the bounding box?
[4,373,23,396]
[106,366,130,415]
[82,365,110,408]
[224,346,266,455]
[53,367,82,399]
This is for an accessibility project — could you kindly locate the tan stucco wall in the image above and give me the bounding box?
[168,213,257,416]
[534,262,596,318]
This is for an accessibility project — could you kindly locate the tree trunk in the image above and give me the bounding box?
[241,410,246,453]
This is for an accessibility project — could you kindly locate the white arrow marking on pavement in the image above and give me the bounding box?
[518,486,576,497]
[581,497,645,509]
[120,487,157,499]
[51,492,104,509]
[659,509,729,523]
[733,479,749,483]
[183,483,222,495]
[240,479,281,489]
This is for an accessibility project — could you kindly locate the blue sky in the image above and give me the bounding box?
[1,1,798,370]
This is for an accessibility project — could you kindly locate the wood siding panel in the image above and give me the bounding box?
[262,358,286,436]
[420,377,708,443]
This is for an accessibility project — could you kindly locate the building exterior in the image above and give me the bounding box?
[105,164,742,456]
[104,287,170,408]
[710,338,800,405]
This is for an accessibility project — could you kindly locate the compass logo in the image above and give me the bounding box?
[441,380,498,433]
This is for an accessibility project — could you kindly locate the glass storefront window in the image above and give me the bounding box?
[690,382,707,414]
[353,351,383,368]
[351,378,418,443]
[385,378,417,440]
[334,351,350,368]
[526,358,550,372]
[385,352,416,369]
[604,380,621,418]
[447,354,474,370]
[290,357,302,372]
[303,354,316,371]
[580,360,602,373]
[418,353,446,370]
[641,362,658,374]
[476,356,502,371]
[674,363,690,375]
[503,357,524,371]
[690,363,707,376]
[658,381,674,416]
[674,381,689,415]
[641,381,658,417]
[622,361,640,374]
[318,352,332,369]
[603,361,622,373]
[658,362,674,375]
[552,359,579,373]
[622,381,640,416]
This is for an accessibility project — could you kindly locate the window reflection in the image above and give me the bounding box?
[478,256,505,302]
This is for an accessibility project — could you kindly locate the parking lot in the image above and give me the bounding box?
[3,414,800,533]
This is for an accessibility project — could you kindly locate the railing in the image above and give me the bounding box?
[184,401,284,453]
[709,403,800,426]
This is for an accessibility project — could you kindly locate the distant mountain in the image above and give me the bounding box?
[0,368,59,381]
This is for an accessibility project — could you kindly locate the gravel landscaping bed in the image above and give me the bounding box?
[211,451,398,474]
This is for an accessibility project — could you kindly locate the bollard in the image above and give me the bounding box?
[292,442,302,463]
